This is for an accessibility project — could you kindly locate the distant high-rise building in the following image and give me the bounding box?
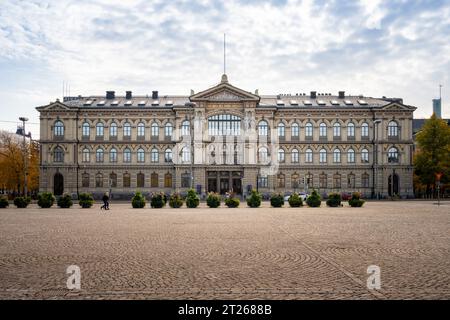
[433,99,442,118]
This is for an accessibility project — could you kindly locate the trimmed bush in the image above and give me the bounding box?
[37,192,55,208]
[270,193,284,207]
[79,193,94,208]
[57,194,73,208]
[288,193,303,207]
[168,193,184,208]
[206,192,221,208]
[0,196,9,208]
[150,192,166,208]
[131,192,146,208]
[349,192,365,207]
[306,189,321,207]
[14,196,31,208]
[225,197,240,208]
[246,190,262,208]
[185,189,200,208]
[326,193,342,207]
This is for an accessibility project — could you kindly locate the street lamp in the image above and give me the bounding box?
[19,117,29,196]
[373,119,382,200]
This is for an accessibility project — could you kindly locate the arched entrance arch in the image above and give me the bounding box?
[388,173,399,196]
[54,173,64,196]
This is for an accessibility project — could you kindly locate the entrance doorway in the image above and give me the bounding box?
[206,171,243,195]
[54,173,64,196]
[388,173,399,196]
[232,178,242,195]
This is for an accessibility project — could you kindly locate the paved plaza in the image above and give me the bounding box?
[0,201,449,300]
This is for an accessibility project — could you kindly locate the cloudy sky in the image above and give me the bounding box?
[1,0,449,138]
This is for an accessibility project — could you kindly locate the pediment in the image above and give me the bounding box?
[36,101,73,111]
[190,76,260,102]
[381,102,416,111]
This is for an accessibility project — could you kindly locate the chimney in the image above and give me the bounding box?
[152,91,158,99]
[106,91,115,99]
[338,91,345,99]
[126,91,132,100]
[310,91,317,99]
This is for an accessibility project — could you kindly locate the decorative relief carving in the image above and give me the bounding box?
[207,90,243,101]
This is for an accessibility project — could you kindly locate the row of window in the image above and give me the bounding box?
[82,172,173,188]
[53,119,400,138]
[52,146,399,164]
[258,172,371,189]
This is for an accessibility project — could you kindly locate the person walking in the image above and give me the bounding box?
[101,192,110,211]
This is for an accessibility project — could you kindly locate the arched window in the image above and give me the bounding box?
[291,173,300,189]
[259,147,269,163]
[208,114,241,136]
[362,173,370,188]
[388,121,399,137]
[82,148,90,162]
[319,173,327,188]
[165,148,172,162]
[305,148,313,163]
[137,148,145,163]
[137,122,145,137]
[319,122,327,137]
[54,120,64,136]
[181,147,190,163]
[181,120,190,136]
[109,148,117,163]
[388,147,399,163]
[82,173,89,188]
[277,122,285,138]
[137,173,145,188]
[151,172,158,188]
[347,148,355,163]
[151,148,159,163]
[347,122,355,137]
[347,173,356,188]
[151,123,159,137]
[291,123,299,138]
[82,122,90,137]
[319,148,327,163]
[109,172,117,188]
[95,173,103,188]
[333,148,341,163]
[165,123,173,138]
[110,122,117,137]
[277,173,285,188]
[333,122,341,137]
[123,148,131,163]
[96,122,104,137]
[258,120,268,136]
[277,148,285,162]
[361,148,369,163]
[164,173,172,188]
[305,122,313,137]
[96,148,104,162]
[361,122,369,138]
[123,122,131,137]
[291,148,299,163]
[54,146,64,162]
[123,173,131,188]
[333,173,341,189]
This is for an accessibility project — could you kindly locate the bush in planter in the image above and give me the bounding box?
[131,191,146,208]
[14,196,31,208]
[150,192,166,208]
[306,189,321,207]
[206,192,221,208]
[185,189,200,208]
[225,192,240,208]
[168,193,184,208]
[348,192,365,207]
[37,192,55,208]
[288,193,303,207]
[79,193,94,208]
[0,196,10,208]
[326,193,342,207]
[246,190,262,208]
[57,194,73,208]
[270,193,284,207]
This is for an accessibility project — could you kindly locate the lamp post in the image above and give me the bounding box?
[373,119,382,200]
[19,117,29,196]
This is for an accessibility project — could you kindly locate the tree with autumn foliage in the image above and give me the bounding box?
[0,131,39,197]
[413,114,450,197]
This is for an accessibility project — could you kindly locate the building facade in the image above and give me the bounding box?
[36,75,416,199]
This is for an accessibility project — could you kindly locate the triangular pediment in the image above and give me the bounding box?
[190,75,260,102]
[381,102,416,111]
[36,101,73,111]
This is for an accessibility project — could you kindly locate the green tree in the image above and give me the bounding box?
[414,114,450,196]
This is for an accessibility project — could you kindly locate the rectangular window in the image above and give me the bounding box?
[258,176,268,188]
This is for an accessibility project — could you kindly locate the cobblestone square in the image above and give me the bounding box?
[0,201,449,299]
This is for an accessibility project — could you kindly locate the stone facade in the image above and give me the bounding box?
[36,75,416,199]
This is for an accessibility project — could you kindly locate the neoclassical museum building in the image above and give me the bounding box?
[36,74,416,199]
